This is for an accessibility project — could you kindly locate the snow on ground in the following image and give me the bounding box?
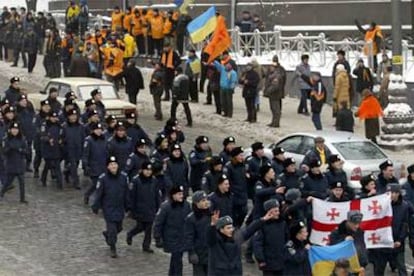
[1,54,413,166]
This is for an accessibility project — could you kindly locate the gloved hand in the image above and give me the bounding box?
[155,239,163,248]
[188,253,199,264]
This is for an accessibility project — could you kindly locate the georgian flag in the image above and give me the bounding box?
[310,194,394,249]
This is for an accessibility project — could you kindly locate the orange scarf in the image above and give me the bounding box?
[357,95,383,119]
[161,50,174,69]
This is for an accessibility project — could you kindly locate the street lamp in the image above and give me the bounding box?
[391,0,403,74]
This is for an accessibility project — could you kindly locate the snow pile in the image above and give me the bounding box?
[384,103,413,116]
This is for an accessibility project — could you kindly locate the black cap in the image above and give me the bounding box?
[64,99,75,106]
[3,106,15,113]
[50,112,59,117]
[263,199,279,211]
[272,147,285,156]
[283,157,296,168]
[40,99,50,106]
[126,112,136,119]
[218,174,229,184]
[387,183,401,193]
[170,143,181,152]
[230,147,244,157]
[136,138,147,147]
[18,94,27,101]
[260,163,273,177]
[251,142,264,152]
[64,91,76,99]
[169,185,184,196]
[196,135,209,145]
[0,98,10,106]
[360,174,376,187]
[85,98,96,107]
[91,123,104,130]
[309,159,321,169]
[289,220,307,239]
[379,159,393,171]
[105,115,117,123]
[329,181,345,189]
[210,155,223,167]
[88,109,99,118]
[347,210,363,223]
[328,154,341,164]
[408,164,414,174]
[141,161,153,171]
[223,136,236,146]
[106,156,117,165]
[67,109,78,116]
[155,133,167,147]
[115,121,126,130]
[9,122,19,129]
[164,125,177,136]
[90,88,102,97]
[10,76,19,83]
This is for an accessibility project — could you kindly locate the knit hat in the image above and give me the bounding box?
[272,147,285,156]
[216,215,233,230]
[263,199,279,211]
[387,183,401,193]
[196,135,209,145]
[283,157,296,168]
[192,191,208,204]
[260,163,273,178]
[251,142,264,152]
[223,136,236,146]
[285,188,301,202]
[230,147,244,157]
[347,210,363,223]
[106,156,117,165]
[289,220,307,239]
[379,159,393,171]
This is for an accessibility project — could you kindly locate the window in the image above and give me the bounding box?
[45,82,59,94]
[332,141,387,160]
[277,136,303,154]
[299,136,315,155]
[58,84,71,98]
[78,85,118,100]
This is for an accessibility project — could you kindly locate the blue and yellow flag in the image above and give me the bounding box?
[187,6,217,44]
[309,240,361,276]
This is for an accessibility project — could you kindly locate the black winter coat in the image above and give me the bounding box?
[129,174,160,222]
[40,121,62,160]
[253,219,288,271]
[107,136,133,171]
[3,134,27,174]
[61,121,85,160]
[184,207,211,265]
[208,190,233,218]
[376,173,399,194]
[391,196,413,252]
[189,146,212,191]
[241,69,260,98]
[16,104,35,141]
[92,170,129,222]
[69,54,90,77]
[126,123,151,150]
[403,178,414,206]
[125,151,150,179]
[4,86,21,106]
[202,170,222,194]
[165,155,189,190]
[330,220,368,267]
[284,238,311,276]
[278,171,302,190]
[301,172,329,199]
[224,161,248,206]
[207,219,265,276]
[123,65,145,94]
[82,134,108,177]
[253,179,283,219]
[172,73,190,101]
[153,200,191,253]
[353,66,374,93]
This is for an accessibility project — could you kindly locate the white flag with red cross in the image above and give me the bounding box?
[310,194,394,249]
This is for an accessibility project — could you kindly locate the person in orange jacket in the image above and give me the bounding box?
[149,8,164,57]
[123,6,133,34]
[103,38,124,91]
[111,6,124,32]
[159,41,181,101]
[131,8,145,55]
[163,10,177,49]
[355,19,383,72]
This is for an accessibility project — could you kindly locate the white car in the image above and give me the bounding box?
[245,131,405,190]
[29,77,137,118]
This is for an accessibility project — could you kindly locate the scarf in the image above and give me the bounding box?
[161,50,174,69]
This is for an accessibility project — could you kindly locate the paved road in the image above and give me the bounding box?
[0,59,411,275]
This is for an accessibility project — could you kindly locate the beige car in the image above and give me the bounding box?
[29,77,137,118]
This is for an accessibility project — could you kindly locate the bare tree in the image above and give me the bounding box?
[25,0,37,12]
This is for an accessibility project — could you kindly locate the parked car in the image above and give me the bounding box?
[244,131,405,190]
[29,77,137,118]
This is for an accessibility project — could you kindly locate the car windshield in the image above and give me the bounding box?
[332,141,387,160]
[78,85,118,100]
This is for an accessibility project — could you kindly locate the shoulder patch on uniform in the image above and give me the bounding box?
[288,247,296,255]
[190,152,196,158]
[126,158,132,166]
[96,181,101,189]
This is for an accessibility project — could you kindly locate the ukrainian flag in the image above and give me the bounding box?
[187,6,217,44]
[309,240,361,276]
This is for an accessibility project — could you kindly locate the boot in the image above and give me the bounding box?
[245,254,255,264]
[26,165,33,172]
[110,246,118,258]
[126,233,132,246]
[33,170,39,178]
[143,247,154,253]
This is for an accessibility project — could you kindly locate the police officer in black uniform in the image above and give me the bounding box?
[165,143,190,194]
[208,174,233,218]
[125,112,151,148]
[45,87,63,113]
[301,159,329,199]
[125,138,150,180]
[277,157,302,191]
[15,94,35,172]
[90,88,106,122]
[284,221,311,276]
[107,121,133,172]
[4,77,22,106]
[189,136,212,192]
[92,156,129,258]
[246,142,270,200]
[33,99,51,178]
[201,155,224,194]
[271,147,285,175]
[219,136,236,164]
[376,159,399,194]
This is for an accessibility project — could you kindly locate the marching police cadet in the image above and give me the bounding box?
[125,112,151,148]
[253,199,288,275]
[61,109,85,189]
[162,118,185,144]
[107,121,133,172]
[104,115,117,140]
[207,207,273,276]
[33,99,51,178]
[82,123,108,205]
[271,147,285,175]
[277,157,302,191]
[189,136,212,192]
[151,133,170,164]
[370,184,414,275]
[330,210,368,271]
[209,174,233,218]
[15,94,35,172]
[45,87,62,113]
[125,138,150,180]
[359,174,377,199]
[376,159,398,194]
[2,106,17,130]
[154,185,191,276]
[284,221,311,276]
[152,158,169,201]
[4,77,22,106]
[165,143,190,194]
[282,189,312,226]
[64,91,77,102]
[0,122,28,203]
[127,161,160,253]
[201,156,224,194]
[246,142,270,200]
[61,98,80,122]
[90,88,106,122]
[164,125,180,146]
[92,156,129,258]
[301,159,329,199]
[327,181,350,202]
[224,146,248,228]
[219,136,236,164]
[40,112,63,189]
[80,98,96,124]
[184,191,211,276]
[84,109,101,136]
[325,154,354,199]
[403,164,414,205]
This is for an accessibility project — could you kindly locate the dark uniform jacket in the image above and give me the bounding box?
[201,169,222,194]
[224,160,248,206]
[165,154,189,191]
[126,123,151,149]
[189,146,212,191]
[376,173,399,194]
[208,190,233,218]
[4,86,21,106]
[153,200,191,253]
[284,238,311,276]
[91,170,129,222]
[107,135,133,171]
[82,133,108,177]
[184,207,211,265]
[302,172,329,199]
[246,154,270,199]
[390,196,414,252]
[40,121,62,160]
[61,121,85,160]
[125,151,150,179]
[129,174,160,222]
[271,158,284,175]
[278,170,302,190]
[241,69,260,99]
[253,179,283,219]
[403,177,414,206]
[16,104,35,142]
[2,134,27,174]
[172,73,190,102]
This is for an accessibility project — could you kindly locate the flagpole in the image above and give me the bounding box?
[230,0,237,29]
